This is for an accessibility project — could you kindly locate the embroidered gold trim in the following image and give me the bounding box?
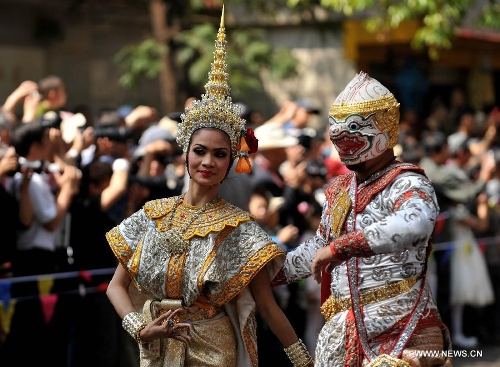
[329,95,398,120]
[320,277,420,322]
[166,253,187,299]
[106,226,142,290]
[198,226,233,292]
[243,308,258,367]
[208,244,284,306]
[366,354,411,367]
[330,189,351,237]
[329,95,400,149]
[144,197,253,239]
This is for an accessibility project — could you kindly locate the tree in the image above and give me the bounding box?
[286,0,500,59]
[114,0,298,113]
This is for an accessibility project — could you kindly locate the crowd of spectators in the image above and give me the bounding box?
[0,75,499,366]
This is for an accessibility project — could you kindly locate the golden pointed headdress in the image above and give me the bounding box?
[177,6,254,172]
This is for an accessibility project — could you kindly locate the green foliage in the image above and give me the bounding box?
[478,2,500,29]
[287,0,500,59]
[114,0,297,95]
[176,23,297,99]
[114,38,168,90]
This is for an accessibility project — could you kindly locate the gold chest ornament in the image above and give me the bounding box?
[157,195,220,256]
[366,354,411,367]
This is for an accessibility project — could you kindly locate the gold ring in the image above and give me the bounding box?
[167,318,175,327]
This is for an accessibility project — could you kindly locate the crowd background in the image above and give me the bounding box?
[0,74,499,366]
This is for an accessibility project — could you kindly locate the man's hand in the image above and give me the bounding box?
[311,246,343,284]
[0,147,18,177]
[125,105,159,130]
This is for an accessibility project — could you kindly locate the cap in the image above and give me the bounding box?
[295,98,320,114]
[134,124,175,158]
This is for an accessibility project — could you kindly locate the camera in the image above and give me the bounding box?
[128,175,168,189]
[92,126,133,142]
[6,157,45,176]
[39,111,62,129]
[154,146,184,165]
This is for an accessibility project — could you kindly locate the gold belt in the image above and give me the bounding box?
[320,277,420,322]
[153,299,222,323]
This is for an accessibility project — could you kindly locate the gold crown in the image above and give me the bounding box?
[177,6,245,159]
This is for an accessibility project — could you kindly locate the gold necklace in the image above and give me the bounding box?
[156,195,220,255]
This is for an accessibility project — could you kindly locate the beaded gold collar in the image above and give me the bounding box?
[144,196,253,240]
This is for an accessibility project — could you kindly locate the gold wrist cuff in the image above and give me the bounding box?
[122,311,148,345]
[283,339,314,367]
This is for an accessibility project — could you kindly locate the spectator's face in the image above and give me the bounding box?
[435,144,450,165]
[248,194,269,225]
[461,113,476,133]
[34,129,52,161]
[261,147,288,169]
[293,107,311,128]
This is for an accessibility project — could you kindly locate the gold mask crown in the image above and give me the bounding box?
[177,6,246,159]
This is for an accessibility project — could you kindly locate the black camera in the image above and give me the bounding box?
[154,146,184,165]
[128,175,168,188]
[39,111,62,129]
[6,157,45,176]
[92,126,133,142]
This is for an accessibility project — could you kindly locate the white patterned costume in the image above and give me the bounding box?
[271,72,451,367]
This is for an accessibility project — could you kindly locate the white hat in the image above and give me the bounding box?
[268,196,285,213]
[254,122,299,150]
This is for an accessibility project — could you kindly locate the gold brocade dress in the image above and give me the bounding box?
[106,196,285,367]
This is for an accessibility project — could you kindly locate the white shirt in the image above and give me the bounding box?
[12,171,57,251]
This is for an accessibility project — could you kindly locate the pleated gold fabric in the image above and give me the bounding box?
[140,315,236,367]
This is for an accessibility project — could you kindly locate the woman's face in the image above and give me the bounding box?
[187,128,231,186]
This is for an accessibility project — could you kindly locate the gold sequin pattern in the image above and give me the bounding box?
[320,277,420,322]
[106,226,142,290]
[144,197,253,240]
[366,354,411,367]
[208,243,284,306]
[242,308,258,367]
[330,189,351,237]
[166,253,187,299]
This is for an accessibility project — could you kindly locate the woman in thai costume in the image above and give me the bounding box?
[105,7,313,367]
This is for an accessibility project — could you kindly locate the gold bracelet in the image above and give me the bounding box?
[122,312,148,345]
[283,339,314,367]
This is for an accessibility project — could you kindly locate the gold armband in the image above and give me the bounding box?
[122,311,148,345]
[283,339,314,367]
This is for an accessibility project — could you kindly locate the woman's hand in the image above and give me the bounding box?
[311,246,343,284]
[139,308,192,345]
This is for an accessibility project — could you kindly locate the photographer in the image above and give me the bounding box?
[2,118,81,366]
[126,122,184,216]
[66,156,133,367]
[0,146,33,279]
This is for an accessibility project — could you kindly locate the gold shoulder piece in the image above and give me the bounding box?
[143,196,179,219]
